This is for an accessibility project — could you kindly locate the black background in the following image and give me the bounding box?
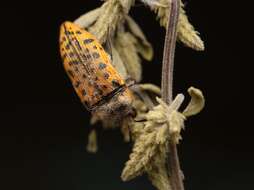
[2,0,253,189]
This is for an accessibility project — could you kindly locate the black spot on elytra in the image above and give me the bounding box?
[104,73,109,79]
[81,64,86,70]
[81,89,86,96]
[86,54,92,59]
[98,89,103,95]
[81,54,88,61]
[74,81,81,88]
[94,83,100,89]
[94,76,98,81]
[95,88,103,96]
[112,80,120,87]
[66,44,70,50]
[67,70,74,78]
[76,31,82,34]
[69,60,79,66]
[69,52,74,57]
[83,39,94,44]
[102,85,108,89]
[92,52,100,59]
[98,62,107,70]
[82,74,86,79]
[93,46,97,49]
[83,100,89,107]
[65,30,74,35]
[72,60,79,65]
[74,40,82,50]
[81,54,91,61]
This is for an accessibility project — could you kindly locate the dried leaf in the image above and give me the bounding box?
[111,44,128,79]
[121,130,157,181]
[121,118,131,142]
[183,87,205,117]
[74,8,101,28]
[86,130,98,153]
[156,94,184,113]
[151,0,204,51]
[168,111,185,143]
[132,98,148,113]
[128,120,145,141]
[114,32,142,82]
[147,153,172,190]
[119,0,135,13]
[177,3,205,51]
[155,124,169,145]
[125,15,154,60]
[122,94,187,181]
[138,83,161,95]
[141,0,168,8]
[146,110,167,123]
[90,113,100,125]
[89,0,123,43]
[152,0,171,28]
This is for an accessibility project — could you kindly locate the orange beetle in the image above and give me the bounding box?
[59,21,133,119]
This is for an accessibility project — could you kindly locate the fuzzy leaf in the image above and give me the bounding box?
[86,130,98,153]
[111,44,128,79]
[125,15,154,60]
[119,0,135,13]
[177,3,205,51]
[151,0,204,51]
[89,0,123,43]
[74,8,101,28]
[121,130,157,181]
[139,83,161,95]
[183,87,205,117]
[114,32,142,82]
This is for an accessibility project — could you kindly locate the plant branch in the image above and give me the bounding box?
[161,0,184,190]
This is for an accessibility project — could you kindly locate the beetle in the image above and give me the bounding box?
[59,21,133,120]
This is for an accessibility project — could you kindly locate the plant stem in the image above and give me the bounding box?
[161,0,184,190]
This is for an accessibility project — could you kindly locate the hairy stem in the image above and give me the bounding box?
[161,0,184,190]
